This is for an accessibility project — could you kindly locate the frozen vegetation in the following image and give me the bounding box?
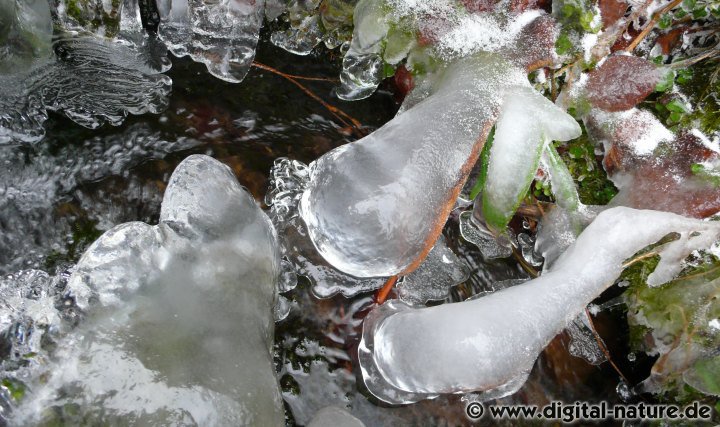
[300,54,529,278]
[0,0,719,423]
[359,208,720,404]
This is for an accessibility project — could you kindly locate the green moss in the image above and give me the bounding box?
[679,59,720,136]
[554,129,617,205]
[45,219,103,269]
[2,378,26,402]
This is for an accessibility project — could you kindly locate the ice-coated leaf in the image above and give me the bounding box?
[542,143,581,213]
[586,55,661,112]
[624,255,720,398]
[157,0,265,83]
[481,85,581,232]
[587,110,720,218]
[683,356,720,397]
[18,155,286,425]
[358,207,720,404]
[300,53,528,277]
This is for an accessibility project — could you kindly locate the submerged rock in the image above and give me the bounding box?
[13,155,285,425]
[358,207,720,404]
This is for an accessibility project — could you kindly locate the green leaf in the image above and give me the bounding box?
[666,99,690,113]
[544,144,580,212]
[468,127,495,201]
[2,378,25,402]
[685,356,720,396]
[555,33,574,55]
[655,69,676,92]
[658,13,673,29]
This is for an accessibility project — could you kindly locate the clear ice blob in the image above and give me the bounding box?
[13,155,285,425]
[300,53,528,278]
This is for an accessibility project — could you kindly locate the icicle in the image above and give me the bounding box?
[157,0,265,83]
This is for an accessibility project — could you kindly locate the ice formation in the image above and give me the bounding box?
[0,122,197,274]
[358,207,720,404]
[308,406,366,427]
[266,158,386,298]
[0,0,53,72]
[12,155,285,425]
[157,0,265,83]
[269,0,354,55]
[0,0,173,144]
[336,0,553,100]
[396,236,470,305]
[0,35,171,144]
[300,53,532,278]
[480,86,581,232]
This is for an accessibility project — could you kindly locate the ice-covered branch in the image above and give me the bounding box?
[358,207,720,404]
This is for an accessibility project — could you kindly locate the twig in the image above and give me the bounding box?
[625,0,683,52]
[584,308,632,386]
[668,46,720,69]
[251,61,364,134]
[376,276,398,304]
[621,250,659,269]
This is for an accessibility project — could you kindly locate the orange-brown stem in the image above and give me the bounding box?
[251,61,364,134]
[376,276,399,305]
[625,0,683,52]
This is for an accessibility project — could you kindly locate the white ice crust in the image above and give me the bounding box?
[358,207,720,404]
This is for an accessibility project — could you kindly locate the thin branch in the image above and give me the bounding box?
[585,307,632,386]
[251,61,364,134]
[625,0,683,52]
[376,276,398,305]
[668,46,720,69]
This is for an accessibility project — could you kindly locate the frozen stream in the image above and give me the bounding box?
[0,33,693,426]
